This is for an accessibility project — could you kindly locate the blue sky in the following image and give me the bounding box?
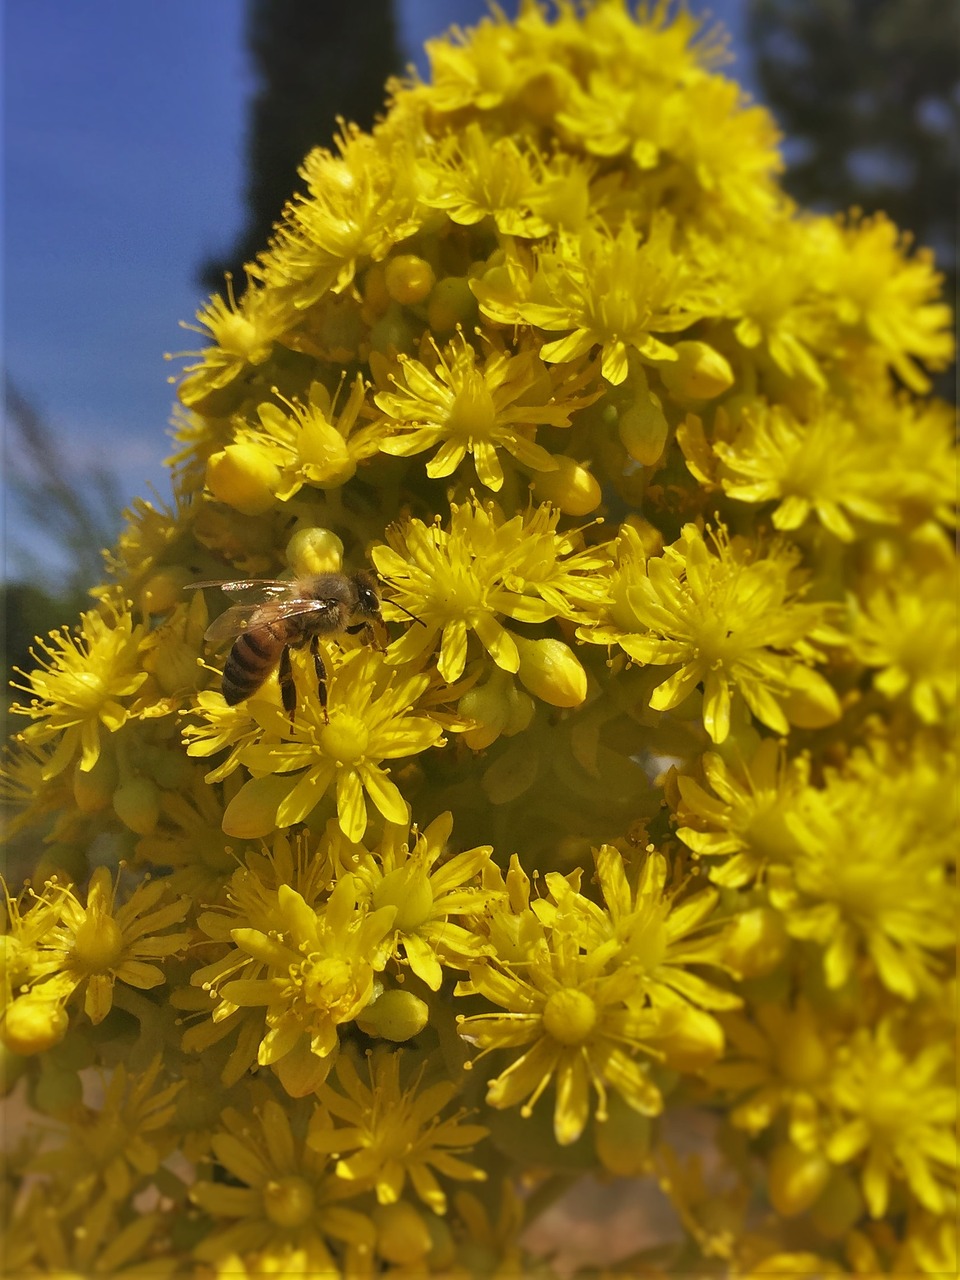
[2,0,752,580]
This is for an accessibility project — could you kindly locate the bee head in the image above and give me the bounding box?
[351,569,382,619]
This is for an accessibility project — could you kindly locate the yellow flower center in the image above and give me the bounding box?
[542,987,598,1045]
[447,370,498,441]
[262,1175,316,1228]
[73,914,124,972]
[303,957,353,1010]
[319,713,370,764]
[68,670,108,711]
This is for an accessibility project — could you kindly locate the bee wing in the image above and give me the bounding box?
[188,578,293,599]
[202,596,335,646]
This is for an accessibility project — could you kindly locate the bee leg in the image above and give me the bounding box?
[346,620,383,652]
[310,634,329,723]
[278,646,297,724]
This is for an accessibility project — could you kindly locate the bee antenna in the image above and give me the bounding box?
[390,600,427,627]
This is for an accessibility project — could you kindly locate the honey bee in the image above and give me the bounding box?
[189,569,389,719]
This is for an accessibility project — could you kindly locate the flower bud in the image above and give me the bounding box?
[385,254,436,305]
[768,1142,830,1218]
[773,1005,829,1087]
[459,670,534,749]
[113,776,161,836]
[363,262,391,315]
[809,1170,864,1239]
[373,1201,433,1266]
[722,906,788,977]
[659,341,734,400]
[286,526,344,576]
[427,275,478,334]
[514,636,588,708]
[73,751,118,814]
[356,989,429,1042]
[618,392,669,465]
[206,444,280,515]
[530,455,602,515]
[1,993,69,1055]
[139,566,192,615]
[370,304,418,356]
[654,1004,725,1071]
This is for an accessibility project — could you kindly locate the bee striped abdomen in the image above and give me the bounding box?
[222,623,284,705]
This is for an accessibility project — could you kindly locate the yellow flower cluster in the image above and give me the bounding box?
[2,2,955,1275]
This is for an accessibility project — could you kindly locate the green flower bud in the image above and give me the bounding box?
[373,1201,433,1266]
[0,1041,28,1095]
[722,906,788,977]
[460,669,534,748]
[73,751,118,814]
[427,275,479,334]
[768,1142,830,1218]
[32,1060,84,1117]
[356,988,429,1042]
[370,304,418,356]
[809,1170,865,1239]
[113,776,161,835]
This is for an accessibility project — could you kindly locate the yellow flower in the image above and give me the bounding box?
[257,124,420,307]
[850,565,958,725]
[612,524,842,743]
[674,738,809,886]
[819,212,955,393]
[238,373,385,500]
[419,122,554,238]
[190,1096,375,1270]
[478,215,714,385]
[309,1049,488,1213]
[6,1177,177,1278]
[824,1017,956,1218]
[693,217,831,386]
[176,272,295,408]
[770,760,955,999]
[11,607,148,778]
[375,331,593,491]
[353,810,494,990]
[192,873,396,1096]
[42,865,190,1024]
[458,846,735,1146]
[373,499,609,683]
[705,999,835,1148]
[31,1056,182,1202]
[558,70,782,225]
[712,399,899,540]
[218,648,443,842]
